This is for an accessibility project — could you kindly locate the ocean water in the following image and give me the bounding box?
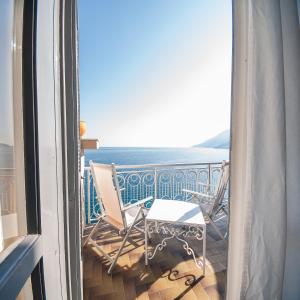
[84,147,229,166]
[84,147,229,222]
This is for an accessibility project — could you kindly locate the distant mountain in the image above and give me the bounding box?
[0,143,13,151]
[194,130,230,149]
[0,143,14,168]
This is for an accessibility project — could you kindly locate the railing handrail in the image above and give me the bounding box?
[83,160,228,225]
[84,161,224,171]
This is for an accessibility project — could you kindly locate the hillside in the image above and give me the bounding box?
[194,130,230,149]
[0,143,14,168]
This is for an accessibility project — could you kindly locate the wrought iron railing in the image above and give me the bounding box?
[83,162,226,224]
[0,168,16,215]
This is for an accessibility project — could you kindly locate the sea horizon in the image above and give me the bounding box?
[84,146,229,166]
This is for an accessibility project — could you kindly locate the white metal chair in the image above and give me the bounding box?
[83,162,152,274]
[183,160,229,240]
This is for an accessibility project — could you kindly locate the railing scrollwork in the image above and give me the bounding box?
[83,161,226,224]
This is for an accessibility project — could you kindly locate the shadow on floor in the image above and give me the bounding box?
[83,222,227,299]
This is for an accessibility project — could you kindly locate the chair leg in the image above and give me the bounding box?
[214,205,223,216]
[222,207,228,215]
[83,217,102,247]
[199,202,225,241]
[207,215,225,240]
[108,207,143,274]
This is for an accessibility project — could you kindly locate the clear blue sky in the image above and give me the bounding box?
[78,0,232,147]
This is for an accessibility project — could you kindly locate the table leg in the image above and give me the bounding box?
[145,219,148,265]
[203,224,206,276]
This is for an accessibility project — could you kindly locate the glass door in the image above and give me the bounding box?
[0,0,27,257]
[0,0,44,298]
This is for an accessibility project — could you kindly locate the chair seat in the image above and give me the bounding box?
[124,206,147,226]
[146,199,205,226]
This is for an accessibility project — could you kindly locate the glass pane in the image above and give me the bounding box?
[16,277,33,300]
[0,1,27,253]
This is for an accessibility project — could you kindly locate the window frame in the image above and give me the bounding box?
[60,0,82,298]
[0,0,82,298]
[0,0,45,298]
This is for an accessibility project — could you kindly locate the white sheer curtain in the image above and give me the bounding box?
[227,0,300,299]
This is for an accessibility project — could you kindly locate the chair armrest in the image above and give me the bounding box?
[122,196,153,211]
[182,189,214,199]
[198,182,210,187]
[198,182,217,189]
[120,188,125,192]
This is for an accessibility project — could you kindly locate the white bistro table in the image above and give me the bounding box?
[145,199,206,275]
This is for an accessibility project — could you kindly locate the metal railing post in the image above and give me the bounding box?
[208,163,211,194]
[87,169,91,224]
[154,168,157,199]
[82,162,226,221]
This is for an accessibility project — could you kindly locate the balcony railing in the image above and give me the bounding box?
[0,168,16,215]
[83,162,226,224]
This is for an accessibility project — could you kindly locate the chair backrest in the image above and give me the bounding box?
[90,162,124,227]
[209,160,230,215]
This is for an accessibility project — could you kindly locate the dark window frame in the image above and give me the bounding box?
[0,236,42,299]
[60,0,82,299]
[0,0,45,298]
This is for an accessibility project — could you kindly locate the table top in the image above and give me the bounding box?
[146,199,205,226]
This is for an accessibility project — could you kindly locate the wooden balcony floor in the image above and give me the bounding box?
[83,219,227,300]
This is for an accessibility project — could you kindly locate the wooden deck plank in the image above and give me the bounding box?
[83,220,227,299]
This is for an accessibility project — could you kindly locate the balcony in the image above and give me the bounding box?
[0,168,15,215]
[82,162,228,299]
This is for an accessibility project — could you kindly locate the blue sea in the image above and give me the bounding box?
[84,147,229,166]
[84,147,229,222]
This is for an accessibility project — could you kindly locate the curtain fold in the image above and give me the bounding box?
[228,0,300,299]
